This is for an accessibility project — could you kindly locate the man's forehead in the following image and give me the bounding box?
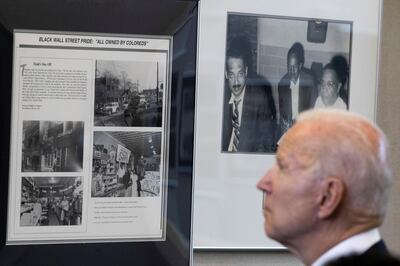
[323,69,338,81]
[288,53,300,63]
[227,57,244,66]
[277,133,303,164]
[276,143,314,171]
[277,123,320,165]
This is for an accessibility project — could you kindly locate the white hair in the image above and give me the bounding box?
[296,109,393,220]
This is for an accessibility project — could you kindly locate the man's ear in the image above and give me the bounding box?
[245,66,248,77]
[317,176,345,219]
[225,71,228,80]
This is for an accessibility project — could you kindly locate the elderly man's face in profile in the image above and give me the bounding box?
[226,57,247,97]
[320,69,342,106]
[257,124,320,244]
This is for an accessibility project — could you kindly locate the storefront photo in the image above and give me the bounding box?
[92,131,161,198]
[20,176,83,226]
[21,120,84,172]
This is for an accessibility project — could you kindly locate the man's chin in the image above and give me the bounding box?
[232,90,243,97]
[264,220,274,237]
[265,226,277,240]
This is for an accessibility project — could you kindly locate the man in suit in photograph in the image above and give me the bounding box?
[278,42,317,138]
[221,36,276,153]
[257,109,393,266]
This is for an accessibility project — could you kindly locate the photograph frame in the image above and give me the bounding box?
[194,0,382,249]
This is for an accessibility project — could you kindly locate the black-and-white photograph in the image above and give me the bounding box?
[94,60,165,127]
[92,131,162,198]
[21,121,84,172]
[222,14,352,153]
[20,176,83,226]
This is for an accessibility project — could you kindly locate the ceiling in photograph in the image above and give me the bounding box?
[107,131,162,158]
[29,176,78,189]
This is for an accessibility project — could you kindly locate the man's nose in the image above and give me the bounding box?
[257,168,274,191]
[234,76,239,85]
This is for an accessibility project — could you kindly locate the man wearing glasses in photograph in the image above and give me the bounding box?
[221,36,276,153]
[257,109,392,266]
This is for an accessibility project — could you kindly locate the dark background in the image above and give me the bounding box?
[0,0,198,265]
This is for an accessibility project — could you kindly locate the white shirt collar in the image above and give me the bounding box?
[290,75,300,87]
[311,228,381,266]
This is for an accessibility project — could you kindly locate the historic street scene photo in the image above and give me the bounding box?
[20,176,83,226]
[94,60,166,127]
[92,131,162,198]
[21,121,84,172]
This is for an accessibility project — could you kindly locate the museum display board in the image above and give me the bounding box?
[0,0,198,265]
[9,31,170,243]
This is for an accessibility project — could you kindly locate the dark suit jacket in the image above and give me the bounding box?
[278,69,317,137]
[222,79,276,153]
[363,240,389,255]
[325,240,392,266]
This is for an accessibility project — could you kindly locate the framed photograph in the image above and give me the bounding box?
[194,0,381,249]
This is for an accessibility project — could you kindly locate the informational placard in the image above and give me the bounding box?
[7,31,171,244]
[194,0,381,249]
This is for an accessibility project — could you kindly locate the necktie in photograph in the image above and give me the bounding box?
[232,99,240,152]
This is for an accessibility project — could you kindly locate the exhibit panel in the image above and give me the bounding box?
[7,31,170,244]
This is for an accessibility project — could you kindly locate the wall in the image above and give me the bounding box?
[377,0,400,255]
[194,0,400,264]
